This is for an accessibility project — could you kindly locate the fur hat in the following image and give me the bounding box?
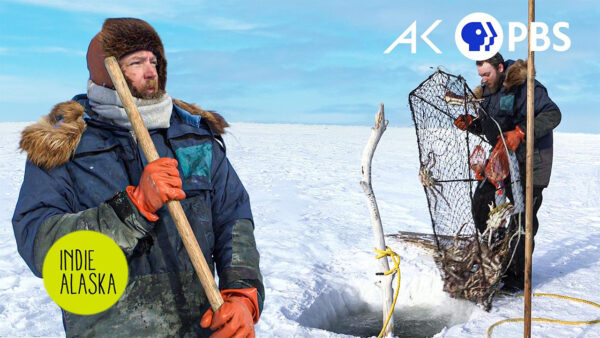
[87,18,167,90]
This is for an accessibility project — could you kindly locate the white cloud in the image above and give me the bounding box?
[410,64,438,76]
[204,17,262,31]
[0,46,85,56]
[35,47,85,55]
[5,0,179,17]
[0,75,81,103]
[6,0,259,33]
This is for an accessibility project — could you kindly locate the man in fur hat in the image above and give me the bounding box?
[13,18,263,337]
[454,52,561,292]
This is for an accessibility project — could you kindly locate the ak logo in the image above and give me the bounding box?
[384,13,570,58]
[455,13,503,60]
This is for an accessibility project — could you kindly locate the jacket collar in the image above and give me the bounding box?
[20,95,226,169]
[167,104,212,139]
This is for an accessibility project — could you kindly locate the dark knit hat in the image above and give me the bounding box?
[86,18,167,90]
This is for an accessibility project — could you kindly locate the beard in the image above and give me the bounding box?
[126,78,164,100]
[484,72,504,94]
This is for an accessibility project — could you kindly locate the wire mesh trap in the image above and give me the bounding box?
[408,70,523,310]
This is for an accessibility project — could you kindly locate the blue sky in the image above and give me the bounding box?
[1,0,598,133]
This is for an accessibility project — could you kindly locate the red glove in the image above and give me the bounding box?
[453,114,474,131]
[201,288,260,338]
[126,157,186,222]
[502,125,525,152]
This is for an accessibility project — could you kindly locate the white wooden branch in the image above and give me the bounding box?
[360,103,394,337]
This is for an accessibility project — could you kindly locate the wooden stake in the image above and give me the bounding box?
[104,56,224,311]
[525,1,535,336]
[360,103,394,337]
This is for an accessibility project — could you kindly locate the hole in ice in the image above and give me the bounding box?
[324,305,463,337]
[297,282,474,337]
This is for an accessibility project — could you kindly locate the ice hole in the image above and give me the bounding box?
[319,303,469,337]
[297,277,476,337]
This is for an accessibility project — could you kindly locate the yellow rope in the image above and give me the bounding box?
[374,246,401,338]
[487,293,600,337]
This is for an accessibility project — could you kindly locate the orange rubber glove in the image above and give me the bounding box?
[453,114,474,131]
[501,125,525,152]
[201,288,260,338]
[125,157,186,222]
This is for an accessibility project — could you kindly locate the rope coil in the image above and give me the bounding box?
[487,293,600,337]
[374,246,401,338]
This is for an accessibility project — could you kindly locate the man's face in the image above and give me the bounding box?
[477,62,504,93]
[119,50,162,99]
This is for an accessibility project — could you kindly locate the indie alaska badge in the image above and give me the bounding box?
[42,230,128,315]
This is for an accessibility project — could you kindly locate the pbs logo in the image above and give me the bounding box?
[455,13,503,60]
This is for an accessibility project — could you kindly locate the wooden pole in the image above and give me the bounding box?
[104,56,224,311]
[360,103,394,337]
[524,1,535,336]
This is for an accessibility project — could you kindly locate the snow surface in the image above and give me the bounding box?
[0,121,599,337]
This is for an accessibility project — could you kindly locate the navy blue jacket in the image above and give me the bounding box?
[12,96,263,336]
[469,59,561,187]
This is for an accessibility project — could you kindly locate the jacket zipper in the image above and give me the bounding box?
[129,130,138,144]
[127,131,145,182]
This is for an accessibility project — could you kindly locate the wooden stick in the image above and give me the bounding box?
[360,103,394,337]
[104,56,224,311]
[524,1,535,336]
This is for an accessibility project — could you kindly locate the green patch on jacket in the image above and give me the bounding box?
[500,94,515,112]
[175,143,212,182]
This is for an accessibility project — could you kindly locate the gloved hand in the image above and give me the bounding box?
[125,157,186,222]
[501,125,525,152]
[453,114,474,131]
[201,288,260,338]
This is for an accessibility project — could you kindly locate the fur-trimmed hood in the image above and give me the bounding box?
[473,59,533,98]
[20,99,228,169]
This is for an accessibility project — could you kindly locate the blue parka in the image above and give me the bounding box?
[12,96,263,337]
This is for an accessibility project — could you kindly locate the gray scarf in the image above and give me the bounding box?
[87,80,173,130]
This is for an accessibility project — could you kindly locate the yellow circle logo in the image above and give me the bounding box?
[42,231,128,315]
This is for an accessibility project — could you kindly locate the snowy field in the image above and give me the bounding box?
[1,121,599,337]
